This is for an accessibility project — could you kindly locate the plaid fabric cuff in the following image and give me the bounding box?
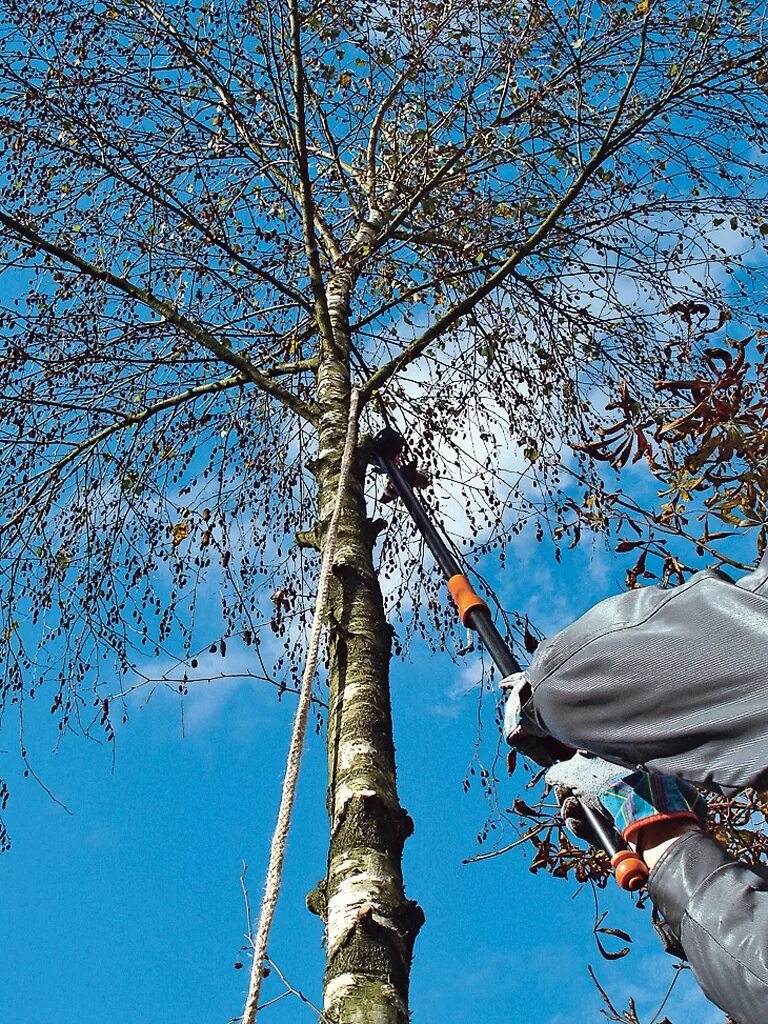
[599,772,708,839]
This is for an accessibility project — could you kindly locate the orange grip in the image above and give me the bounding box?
[611,849,649,891]
[447,574,489,625]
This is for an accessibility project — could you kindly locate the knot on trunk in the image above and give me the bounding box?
[306,879,327,919]
[295,527,320,550]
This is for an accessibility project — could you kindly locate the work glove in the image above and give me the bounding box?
[545,752,708,845]
[501,671,574,767]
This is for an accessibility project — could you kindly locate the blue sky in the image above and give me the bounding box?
[0,528,728,1024]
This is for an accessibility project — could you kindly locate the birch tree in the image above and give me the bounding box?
[1,0,767,1019]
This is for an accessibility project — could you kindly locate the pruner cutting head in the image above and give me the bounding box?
[370,429,430,502]
[380,465,430,503]
[371,427,405,461]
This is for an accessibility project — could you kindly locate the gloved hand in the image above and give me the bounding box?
[502,671,543,742]
[501,671,574,767]
[545,752,708,845]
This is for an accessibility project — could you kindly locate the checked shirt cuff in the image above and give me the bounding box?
[599,772,708,843]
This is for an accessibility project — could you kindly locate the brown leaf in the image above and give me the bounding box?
[513,798,541,817]
[597,925,632,943]
[595,932,631,960]
[523,619,539,654]
[611,434,634,468]
[631,427,650,463]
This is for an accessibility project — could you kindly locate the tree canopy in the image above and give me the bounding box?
[1,0,767,1018]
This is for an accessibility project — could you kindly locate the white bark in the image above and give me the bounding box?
[324,974,406,1024]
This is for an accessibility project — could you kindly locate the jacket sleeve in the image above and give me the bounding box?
[648,830,768,1024]
[523,557,768,793]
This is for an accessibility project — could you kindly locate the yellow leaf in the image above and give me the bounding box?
[172,521,190,547]
[2,620,19,642]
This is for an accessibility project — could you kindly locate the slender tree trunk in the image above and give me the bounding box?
[307,303,423,1021]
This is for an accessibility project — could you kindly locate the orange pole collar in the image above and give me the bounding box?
[447,574,489,626]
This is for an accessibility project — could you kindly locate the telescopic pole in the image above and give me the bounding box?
[371,430,647,892]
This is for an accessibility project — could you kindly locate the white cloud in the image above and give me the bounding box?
[115,645,293,739]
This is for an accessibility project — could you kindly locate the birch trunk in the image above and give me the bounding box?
[307,296,423,1021]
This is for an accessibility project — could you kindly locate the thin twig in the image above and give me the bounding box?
[267,959,328,1020]
[463,823,547,864]
[241,863,253,943]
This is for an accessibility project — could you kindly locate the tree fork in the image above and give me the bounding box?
[313,378,423,1023]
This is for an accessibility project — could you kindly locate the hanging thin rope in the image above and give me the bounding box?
[242,387,361,1024]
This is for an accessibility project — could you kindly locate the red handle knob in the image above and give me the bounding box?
[611,849,649,891]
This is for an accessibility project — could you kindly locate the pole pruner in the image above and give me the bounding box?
[370,427,648,893]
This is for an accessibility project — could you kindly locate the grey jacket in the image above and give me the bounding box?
[524,550,768,793]
[521,550,768,1023]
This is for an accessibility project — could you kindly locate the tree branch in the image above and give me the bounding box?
[361,19,676,400]
[389,227,471,251]
[0,111,311,311]
[304,82,364,220]
[366,60,418,205]
[371,69,578,255]
[288,0,335,353]
[0,371,248,534]
[261,355,320,376]
[0,212,319,422]
[134,0,341,264]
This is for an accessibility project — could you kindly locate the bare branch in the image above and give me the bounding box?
[133,0,342,263]
[0,212,318,422]
[288,0,335,352]
[0,113,312,311]
[361,27,715,399]
[0,371,248,534]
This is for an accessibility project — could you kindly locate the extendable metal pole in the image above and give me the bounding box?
[376,451,520,670]
[373,437,648,892]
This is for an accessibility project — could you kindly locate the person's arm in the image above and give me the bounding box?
[645,826,768,1024]
[516,557,768,794]
[637,819,698,870]
[544,755,768,1024]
